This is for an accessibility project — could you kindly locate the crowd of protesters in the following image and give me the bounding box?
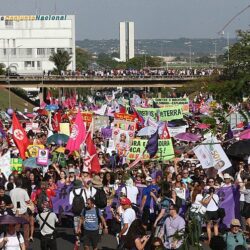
[0,90,249,250]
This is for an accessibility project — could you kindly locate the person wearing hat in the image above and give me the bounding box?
[121,178,138,205]
[223,219,247,250]
[36,200,58,250]
[68,167,76,183]
[221,173,234,187]
[118,197,136,243]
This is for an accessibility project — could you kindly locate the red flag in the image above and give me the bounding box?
[53,112,61,132]
[46,90,52,101]
[66,111,86,153]
[12,113,29,159]
[85,133,101,173]
[160,123,170,139]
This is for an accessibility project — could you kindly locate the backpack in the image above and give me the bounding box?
[93,188,107,209]
[72,189,86,216]
[37,190,49,213]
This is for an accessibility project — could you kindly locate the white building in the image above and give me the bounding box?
[119,21,135,62]
[0,14,75,74]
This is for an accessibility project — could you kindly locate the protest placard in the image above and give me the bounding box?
[0,151,12,178]
[193,137,232,172]
[154,98,189,113]
[127,139,174,160]
[135,106,183,122]
[59,123,70,136]
[37,149,49,166]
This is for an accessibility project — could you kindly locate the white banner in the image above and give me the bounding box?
[0,151,12,178]
[193,137,231,173]
[168,126,187,137]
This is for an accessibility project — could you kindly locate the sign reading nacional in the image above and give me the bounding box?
[0,15,67,21]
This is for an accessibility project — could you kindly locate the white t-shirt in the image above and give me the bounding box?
[205,194,219,211]
[121,186,139,204]
[122,207,136,235]
[0,232,24,250]
[36,212,58,236]
[69,187,97,205]
[10,188,30,215]
[190,194,206,214]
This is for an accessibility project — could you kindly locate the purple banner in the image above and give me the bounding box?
[52,182,73,216]
[101,128,112,139]
[217,185,240,228]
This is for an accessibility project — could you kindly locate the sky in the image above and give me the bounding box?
[1,0,249,40]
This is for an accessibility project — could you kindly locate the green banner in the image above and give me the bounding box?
[136,106,183,121]
[154,98,189,113]
[127,139,175,160]
[10,158,23,172]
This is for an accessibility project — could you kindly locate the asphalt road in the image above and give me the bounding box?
[29,226,212,250]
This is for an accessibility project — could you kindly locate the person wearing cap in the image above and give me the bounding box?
[163,204,185,250]
[223,219,247,250]
[140,176,160,229]
[36,200,58,250]
[68,167,76,183]
[118,197,136,242]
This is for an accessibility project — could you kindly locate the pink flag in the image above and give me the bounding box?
[66,111,86,153]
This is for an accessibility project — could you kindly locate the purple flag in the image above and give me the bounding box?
[216,186,240,228]
[225,125,234,140]
[145,128,159,158]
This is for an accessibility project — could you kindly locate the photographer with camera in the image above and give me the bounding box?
[203,187,220,243]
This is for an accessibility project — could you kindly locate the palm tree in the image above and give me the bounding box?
[49,50,72,75]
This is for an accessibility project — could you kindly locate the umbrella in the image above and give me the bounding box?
[137,126,157,137]
[175,132,201,142]
[0,215,29,225]
[227,140,250,157]
[239,129,250,140]
[197,123,210,129]
[47,134,69,145]
[23,157,52,169]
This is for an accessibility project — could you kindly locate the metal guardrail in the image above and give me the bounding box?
[0,74,205,81]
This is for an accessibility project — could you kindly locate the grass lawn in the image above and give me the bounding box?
[0,88,35,112]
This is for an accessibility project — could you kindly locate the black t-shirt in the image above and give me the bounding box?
[0,194,12,206]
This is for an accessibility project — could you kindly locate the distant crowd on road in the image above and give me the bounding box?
[42,68,221,78]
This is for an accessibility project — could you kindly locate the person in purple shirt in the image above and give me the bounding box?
[163,204,186,250]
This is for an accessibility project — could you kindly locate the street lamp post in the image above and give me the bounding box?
[189,44,192,69]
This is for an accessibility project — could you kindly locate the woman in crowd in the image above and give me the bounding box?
[4,174,16,191]
[124,219,150,250]
[203,187,220,243]
[0,221,26,250]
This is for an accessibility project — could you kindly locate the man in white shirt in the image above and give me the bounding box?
[121,179,138,204]
[9,178,30,249]
[119,197,136,241]
[36,200,58,250]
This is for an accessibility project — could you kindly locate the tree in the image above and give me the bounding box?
[0,63,5,75]
[76,47,93,71]
[49,50,72,74]
[223,30,250,79]
[126,55,163,69]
